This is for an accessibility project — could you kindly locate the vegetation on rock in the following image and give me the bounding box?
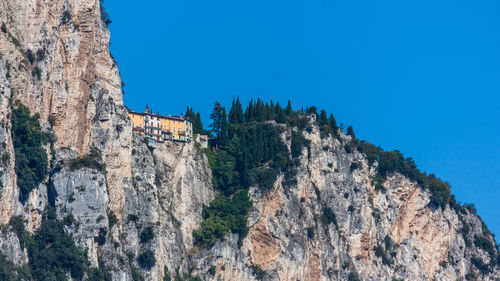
[137,249,156,270]
[11,102,48,203]
[69,146,105,172]
[6,208,110,280]
[139,226,154,244]
[194,98,312,248]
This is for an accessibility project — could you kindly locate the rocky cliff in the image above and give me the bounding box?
[0,1,499,280]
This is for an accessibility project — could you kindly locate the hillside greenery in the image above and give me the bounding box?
[194,98,311,248]
[5,208,111,280]
[11,102,49,203]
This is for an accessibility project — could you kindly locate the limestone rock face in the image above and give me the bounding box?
[53,165,109,267]
[119,135,214,281]
[0,1,499,281]
[0,0,131,235]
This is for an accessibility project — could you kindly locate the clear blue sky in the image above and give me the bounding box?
[106,1,500,239]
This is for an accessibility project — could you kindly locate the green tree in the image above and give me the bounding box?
[195,113,204,134]
[185,106,195,121]
[285,100,292,115]
[255,98,266,121]
[210,101,225,138]
[274,102,285,124]
[229,97,244,124]
[244,99,254,122]
[212,150,236,195]
[346,125,355,139]
[318,110,328,127]
[219,108,228,146]
[185,107,204,134]
[329,113,338,136]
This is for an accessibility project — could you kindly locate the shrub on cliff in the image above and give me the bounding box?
[140,226,154,244]
[137,250,156,270]
[320,207,337,226]
[471,256,490,274]
[69,146,104,172]
[291,131,308,159]
[256,168,278,192]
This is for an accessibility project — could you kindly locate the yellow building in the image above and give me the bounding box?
[128,105,193,142]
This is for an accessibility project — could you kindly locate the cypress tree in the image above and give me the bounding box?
[319,110,328,126]
[195,113,203,134]
[210,101,224,138]
[285,100,292,115]
[269,101,275,120]
[261,101,265,120]
[275,102,285,124]
[245,99,254,122]
[185,106,204,134]
[236,97,244,123]
[220,108,228,146]
[229,97,243,124]
[329,113,338,136]
[229,99,236,122]
[346,125,355,139]
[264,102,271,120]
